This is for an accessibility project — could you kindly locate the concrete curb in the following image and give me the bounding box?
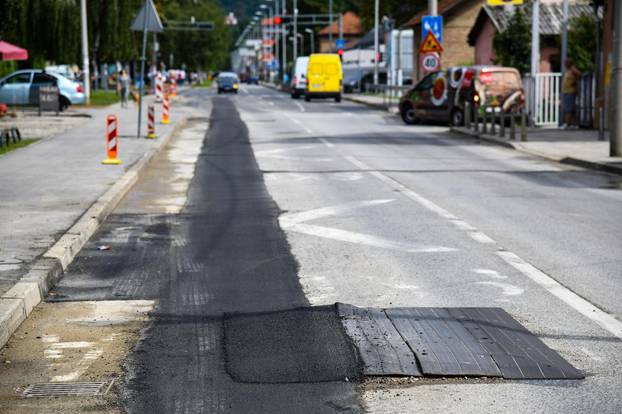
[0,110,189,350]
[451,126,622,176]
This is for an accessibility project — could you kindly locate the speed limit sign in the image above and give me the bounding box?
[420,52,440,73]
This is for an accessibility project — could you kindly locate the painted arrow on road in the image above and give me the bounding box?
[279,199,457,253]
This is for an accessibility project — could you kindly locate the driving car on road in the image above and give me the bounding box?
[305,53,342,103]
[290,56,309,99]
[399,66,524,126]
[217,72,239,94]
[0,69,85,111]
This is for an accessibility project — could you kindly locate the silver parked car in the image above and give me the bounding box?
[0,69,86,111]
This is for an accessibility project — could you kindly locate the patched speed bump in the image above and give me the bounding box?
[338,304,584,380]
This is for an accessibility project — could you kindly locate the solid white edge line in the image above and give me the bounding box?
[498,250,622,340]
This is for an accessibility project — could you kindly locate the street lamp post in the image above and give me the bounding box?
[80,0,90,104]
[373,0,379,86]
[305,28,314,54]
[293,0,298,63]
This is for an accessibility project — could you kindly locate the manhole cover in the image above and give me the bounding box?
[22,381,110,398]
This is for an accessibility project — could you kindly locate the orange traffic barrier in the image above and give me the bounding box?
[161,93,170,124]
[147,104,156,139]
[102,115,121,164]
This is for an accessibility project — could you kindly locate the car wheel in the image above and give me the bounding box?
[400,103,418,125]
[304,95,311,102]
[451,108,464,126]
[291,92,298,99]
[335,94,341,103]
[59,96,70,112]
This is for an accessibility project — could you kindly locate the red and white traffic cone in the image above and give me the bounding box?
[147,104,156,139]
[102,115,121,164]
[161,93,170,125]
[155,73,163,102]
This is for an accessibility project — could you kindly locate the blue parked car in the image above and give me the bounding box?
[0,69,86,111]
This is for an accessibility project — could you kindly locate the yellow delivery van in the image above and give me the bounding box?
[305,53,342,102]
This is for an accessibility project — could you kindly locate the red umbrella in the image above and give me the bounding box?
[0,41,28,61]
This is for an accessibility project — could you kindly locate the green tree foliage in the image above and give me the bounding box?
[0,0,230,71]
[567,14,596,72]
[492,8,531,74]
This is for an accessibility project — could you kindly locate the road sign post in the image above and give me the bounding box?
[422,16,443,44]
[419,31,443,54]
[420,53,441,73]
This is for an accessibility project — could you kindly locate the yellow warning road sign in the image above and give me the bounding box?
[487,0,523,5]
[419,31,444,53]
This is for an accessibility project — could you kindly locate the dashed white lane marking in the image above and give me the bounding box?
[280,199,457,254]
[294,101,305,112]
[319,137,335,148]
[498,250,622,340]
[468,231,496,244]
[342,155,622,340]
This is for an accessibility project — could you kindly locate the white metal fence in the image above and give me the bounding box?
[524,73,561,127]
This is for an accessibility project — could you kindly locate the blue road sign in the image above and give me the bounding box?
[422,15,443,44]
[335,39,346,49]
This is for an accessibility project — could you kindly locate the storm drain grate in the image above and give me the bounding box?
[22,381,109,398]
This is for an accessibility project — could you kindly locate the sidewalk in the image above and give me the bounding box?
[0,90,200,348]
[343,93,399,114]
[453,125,622,176]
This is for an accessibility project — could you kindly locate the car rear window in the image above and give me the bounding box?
[309,63,323,75]
[479,70,521,95]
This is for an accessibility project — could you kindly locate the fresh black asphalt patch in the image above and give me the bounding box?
[225,306,360,383]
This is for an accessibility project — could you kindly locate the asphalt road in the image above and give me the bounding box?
[232,85,622,412]
[40,84,622,413]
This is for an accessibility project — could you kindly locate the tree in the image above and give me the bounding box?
[492,8,531,74]
[567,14,597,72]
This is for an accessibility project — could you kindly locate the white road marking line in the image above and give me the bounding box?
[49,341,95,349]
[255,145,316,156]
[280,199,394,225]
[294,101,305,112]
[472,269,508,280]
[319,138,335,148]
[285,223,456,253]
[279,199,456,253]
[344,154,622,339]
[498,250,622,340]
[468,231,496,244]
[304,127,314,134]
[476,281,524,296]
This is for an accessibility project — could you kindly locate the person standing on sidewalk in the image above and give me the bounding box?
[119,69,131,108]
[561,59,582,129]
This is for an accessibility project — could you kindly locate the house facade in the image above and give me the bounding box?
[317,12,363,53]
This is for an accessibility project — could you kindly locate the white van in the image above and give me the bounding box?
[290,56,309,99]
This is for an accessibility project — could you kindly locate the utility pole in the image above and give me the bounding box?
[329,0,333,46]
[275,0,280,82]
[428,0,437,16]
[531,0,540,80]
[611,0,622,156]
[373,0,379,86]
[293,0,298,63]
[561,0,568,72]
[282,0,287,82]
[80,0,90,104]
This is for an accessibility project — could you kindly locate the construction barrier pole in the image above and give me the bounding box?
[155,73,163,103]
[102,115,121,164]
[170,78,177,98]
[147,104,156,139]
[161,93,170,125]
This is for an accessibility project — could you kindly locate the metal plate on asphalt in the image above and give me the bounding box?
[338,304,584,380]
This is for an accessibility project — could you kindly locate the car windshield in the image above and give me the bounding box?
[220,76,237,83]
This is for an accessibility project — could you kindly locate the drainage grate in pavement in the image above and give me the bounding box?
[22,382,109,398]
[338,304,584,380]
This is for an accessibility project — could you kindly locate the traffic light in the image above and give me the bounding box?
[337,49,343,60]
[274,16,282,25]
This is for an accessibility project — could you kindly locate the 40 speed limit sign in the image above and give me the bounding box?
[420,52,440,73]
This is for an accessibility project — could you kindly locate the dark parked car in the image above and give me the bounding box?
[217,72,239,94]
[399,66,524,126]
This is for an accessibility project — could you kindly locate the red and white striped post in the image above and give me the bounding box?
[170,78,177,98]
[147,104,156,139]
[161,93,170,124]
[102,115,121,164]
[155,72,163,102]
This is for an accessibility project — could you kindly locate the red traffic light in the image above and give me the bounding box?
[337,48,344,56]
[274,16,282,25]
